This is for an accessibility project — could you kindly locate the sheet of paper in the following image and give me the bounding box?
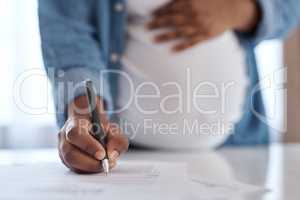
[0,161,162,199]
[0,161,160,184]
[0,161,268,200]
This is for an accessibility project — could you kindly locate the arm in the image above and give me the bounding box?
[39,0,112,128]
[148,0,300,50]
[39,0,128,173]
[238,0,300,45]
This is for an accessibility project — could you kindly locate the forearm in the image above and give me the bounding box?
[38,0,112,127]
[236,0,300,46]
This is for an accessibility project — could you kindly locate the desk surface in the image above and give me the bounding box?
[0,144,298,200]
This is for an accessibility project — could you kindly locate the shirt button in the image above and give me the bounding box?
[114,2,124,12]
[110,53,120,63]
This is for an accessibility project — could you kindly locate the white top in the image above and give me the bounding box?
[118,0,249,149]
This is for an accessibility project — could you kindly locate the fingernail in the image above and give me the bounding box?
[109,160,117,169]
[109,150,119,161]
[95,151,105,160]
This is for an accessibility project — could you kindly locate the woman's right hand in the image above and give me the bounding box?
[148,0,260,51]
[58,95,129,173]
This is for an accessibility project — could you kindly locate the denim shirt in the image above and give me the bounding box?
[38,0,300,146]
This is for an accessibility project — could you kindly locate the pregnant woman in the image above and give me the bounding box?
[39,0,268,173]
[118,0,249,148]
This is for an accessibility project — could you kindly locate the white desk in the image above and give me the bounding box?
[0,144,298,200]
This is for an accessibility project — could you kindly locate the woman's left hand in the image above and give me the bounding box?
[148,0,260,51]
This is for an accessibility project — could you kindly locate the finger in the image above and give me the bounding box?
[61,140,103,173]
[58,132,72,169]
[152,0,177,16]
[173,35,207,51]
[148,15,187,30]
[180,26,199,37]
[107,134,129,158]
[154,26,198,42]
[65,118,106,161]
[154,30,182,42]
[109,159,117,170]
[59,132,98,173]
[106,124,129,162]
[153,0,189,16]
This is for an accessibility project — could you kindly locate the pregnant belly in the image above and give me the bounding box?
[118,27,249,149]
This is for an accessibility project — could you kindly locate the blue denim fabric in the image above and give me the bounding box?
[38,0,300,146]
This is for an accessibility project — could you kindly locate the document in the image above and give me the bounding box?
[0,161,267,200]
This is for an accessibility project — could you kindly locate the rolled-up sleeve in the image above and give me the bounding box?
[38,0,112,128]
[237,0,300,46]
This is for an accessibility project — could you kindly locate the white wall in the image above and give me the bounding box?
[0,0,57,148]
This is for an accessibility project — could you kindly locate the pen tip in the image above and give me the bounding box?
[102,159,109,175]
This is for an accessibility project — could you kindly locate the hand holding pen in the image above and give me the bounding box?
[57,82,129,174]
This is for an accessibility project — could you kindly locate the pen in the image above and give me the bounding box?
[85,79,109,175]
